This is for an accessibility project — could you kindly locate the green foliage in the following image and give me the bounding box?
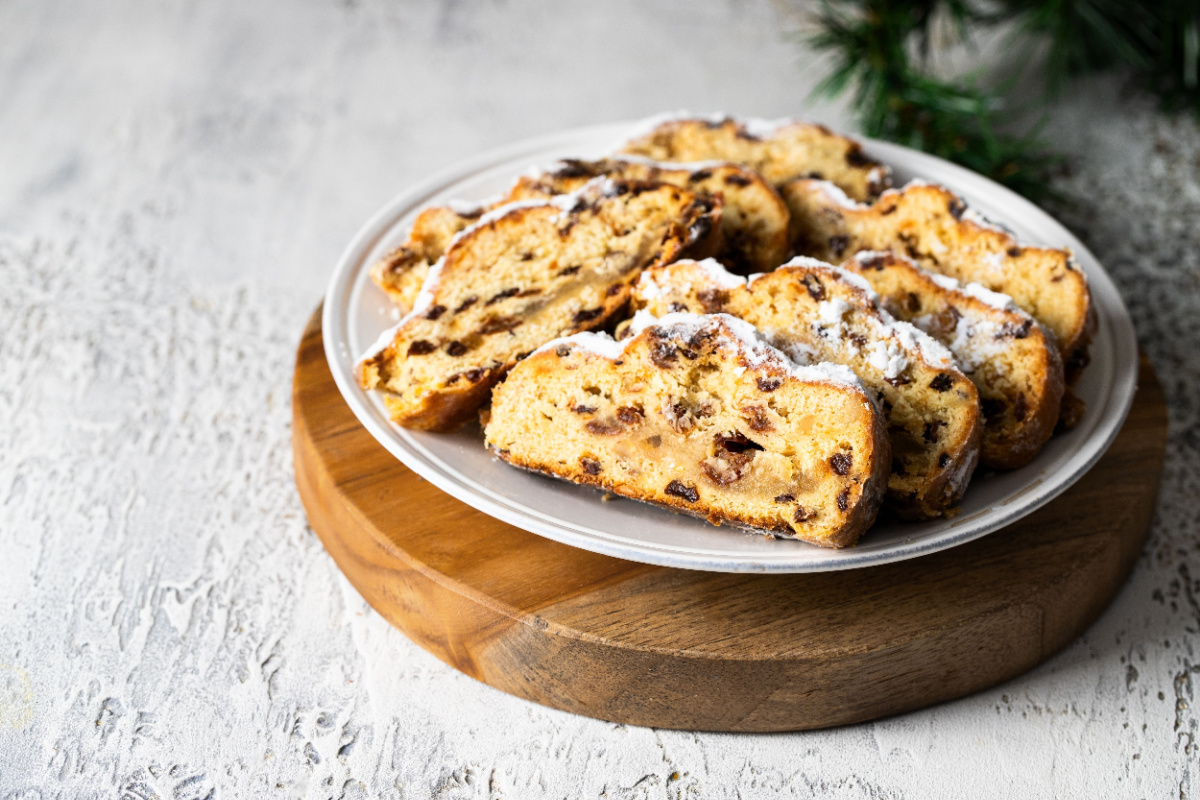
[807,0,1199,202]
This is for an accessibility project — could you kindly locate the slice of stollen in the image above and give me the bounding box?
[617,112,891,201]
[507,156,789,274]
[368,154,779,310]
[841,251,1065,469]
[358,178,720,431]
[631,257,982,520]
[484,312,890,548]
[782,178,1095,384]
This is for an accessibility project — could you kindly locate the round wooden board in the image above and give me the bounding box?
[293,308,1167,732]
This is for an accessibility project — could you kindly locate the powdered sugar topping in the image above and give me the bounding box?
[866,339,909,381]
[815,180,866,210]
[624,311,867,392]
[689,258,749,289]
[359,321,404,363]
[892,320,954,368]
[962,281,1018,311]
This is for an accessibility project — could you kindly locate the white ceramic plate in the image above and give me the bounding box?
[323,122,1137,573]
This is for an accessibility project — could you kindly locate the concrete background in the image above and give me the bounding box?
[1,1,1198,797]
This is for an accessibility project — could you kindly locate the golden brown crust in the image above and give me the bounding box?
[358,179,719,431]
[618,116,891,201]
[782,179,1094,385]
[484,314,890,547]
[631,258,981,519]
[840,251,1065,469]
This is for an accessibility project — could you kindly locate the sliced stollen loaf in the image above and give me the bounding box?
[358,178,720,431]
[782,178,1095,383]
[484,313,890,548]
[840,251,1065,469]
[618,113,891,201]
[507,156,790,273]
[631,257,981,520]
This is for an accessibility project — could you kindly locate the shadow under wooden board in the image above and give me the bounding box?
[292,307,1167,732]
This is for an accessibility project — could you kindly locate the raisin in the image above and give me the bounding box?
[742,405,773,432]
[454,296,478,313]
[479,316,521,335]
[645,435,662,448]
[696,288,728,313]
[571,403,597,414]
[702,457,749,487]
[556,160,595,179]
[844,147,871,167]
[665,480,699,503]
[995,319,1032,339]
[664,401,693,433]
[848,332,868,349]
[828,235,849,259]
[948,198,966,219]
[884,375,912,387]
[830,453,853,475]
[424,304,447,321]
[929,373,954,392]
[573,307,604,325]
[938,453,951,468]
[517,288,542,297]
[880,205,897,216]
[921,306,961,337]
[678,347,698,360]
[1013,393,1027,422]
[688,216,713,244]
[689,168,713,181]
[981,397,1007,420]
[836,488,850,512]
[462,368,486,383]
[902,292,921,314]
[802,273,826,302]
[445,341,469,357]
[724,173,751,187]
[804,171,824,180]
[774,493,795,504]
[757,376,783,392]
[668,302,688,313]
[1007,246,1022,258]
[580,457,602,475]
[559,264,582,276]
[486,288,520,306]
[520,251,535,261]
[586,420,623,435]
[923,420,944,444]
[616,406,643,424]
[794,506,814,522]
[650,342,678,369]
[407,340,436,356]
[714,431,763,454]
[555,344,572,357]
[606,284,622,296]
[858,253,887,270]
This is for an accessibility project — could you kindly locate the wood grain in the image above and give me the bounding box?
[293,307,1167,732]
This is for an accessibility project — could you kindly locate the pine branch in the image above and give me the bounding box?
[808,0,1064,202]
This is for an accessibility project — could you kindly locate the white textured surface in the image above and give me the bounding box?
[0,1,1197,797]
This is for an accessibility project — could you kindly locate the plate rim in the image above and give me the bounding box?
[321,120,1138,574]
